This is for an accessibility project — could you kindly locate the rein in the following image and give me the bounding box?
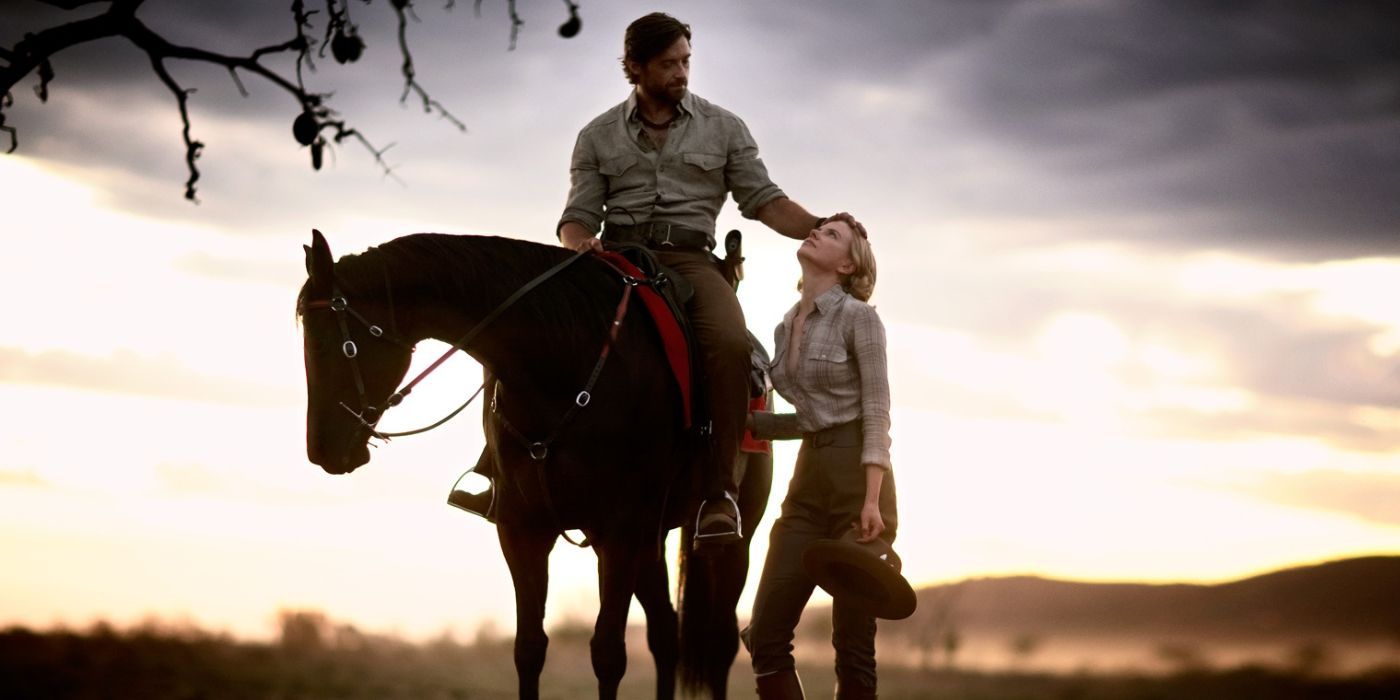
[306,246,660,549]
[303,249,590,440]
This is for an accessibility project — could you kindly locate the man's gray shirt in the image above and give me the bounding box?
[558,91,787,248]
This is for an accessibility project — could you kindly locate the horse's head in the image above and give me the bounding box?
[298,230,414,474]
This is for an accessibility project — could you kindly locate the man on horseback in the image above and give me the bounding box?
[453,12,827,547]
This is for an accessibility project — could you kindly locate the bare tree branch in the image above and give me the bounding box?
[122,9,404,196]
[33,0,116,9]
[471,0,524,49]
[392,2,467,132]
[506,0,523,51]
[326,121,405,186]
[1,0,582,201]
[0,9,133,97]
[146,54,202,201]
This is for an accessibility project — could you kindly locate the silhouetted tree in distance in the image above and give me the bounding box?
[0,0,584,201]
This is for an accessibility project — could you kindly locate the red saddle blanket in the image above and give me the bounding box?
[596,252,693,428]
[741,393,771,455]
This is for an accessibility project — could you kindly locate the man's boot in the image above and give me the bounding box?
[755,669,804,700]
[693,492,742,549]
[446,447,497,522]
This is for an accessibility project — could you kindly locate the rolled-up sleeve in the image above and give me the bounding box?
[725,118,786,220]
[558,129,606,237]
[852,305,892,470]
[751,410,803,441]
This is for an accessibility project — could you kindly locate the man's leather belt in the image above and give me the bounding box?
[602,222,713,251]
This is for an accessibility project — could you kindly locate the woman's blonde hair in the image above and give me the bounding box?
[799,213,877,301]
[843,225,876,301]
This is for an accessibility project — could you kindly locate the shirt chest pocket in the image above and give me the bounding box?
[682,152,727,190]
[804,341,852,383]
[600,155,639,184]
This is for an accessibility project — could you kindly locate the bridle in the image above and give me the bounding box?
[304,286,419,440]
[303,246,673,548]
[302,250,594,441]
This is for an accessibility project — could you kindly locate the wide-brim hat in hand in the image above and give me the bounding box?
[802,528,918,620]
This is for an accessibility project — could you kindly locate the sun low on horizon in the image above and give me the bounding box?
[3,0,1400,645]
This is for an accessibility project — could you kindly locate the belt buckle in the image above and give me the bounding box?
[655,223,675,247]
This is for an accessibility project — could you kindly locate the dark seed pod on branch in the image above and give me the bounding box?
[331,29,364,64]
[558,15,581,38]
[293,111,319,146]
[311,138,324,171]
[559,4,581,38]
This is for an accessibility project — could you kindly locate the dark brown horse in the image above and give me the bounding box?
[297,230,771,698]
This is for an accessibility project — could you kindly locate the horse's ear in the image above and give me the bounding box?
[308,229,334,291]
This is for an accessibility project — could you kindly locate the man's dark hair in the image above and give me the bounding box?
[621,13,691,84]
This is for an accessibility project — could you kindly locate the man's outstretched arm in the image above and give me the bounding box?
[756,197,823,240]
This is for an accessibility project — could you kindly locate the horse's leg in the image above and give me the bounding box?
[635,554,678,700]
[592,537,645,700]
[500,523,556,700]
[675,451,774,699]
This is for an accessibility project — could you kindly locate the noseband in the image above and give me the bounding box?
[303,287,419,440]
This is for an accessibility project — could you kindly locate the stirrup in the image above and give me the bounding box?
[447,467,496,522]
[693,492,742,548]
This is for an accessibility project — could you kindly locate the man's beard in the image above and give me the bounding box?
[643,80,687,105]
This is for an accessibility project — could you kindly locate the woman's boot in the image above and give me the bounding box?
[833,677,877,700]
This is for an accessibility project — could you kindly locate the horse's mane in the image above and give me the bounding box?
[297,233,619,347]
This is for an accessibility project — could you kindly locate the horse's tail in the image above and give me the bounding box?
[677,520,743,697]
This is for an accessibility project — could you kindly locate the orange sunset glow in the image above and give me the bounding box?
[3,0,1398,674]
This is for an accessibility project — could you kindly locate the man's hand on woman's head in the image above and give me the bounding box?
[823,212,868,240]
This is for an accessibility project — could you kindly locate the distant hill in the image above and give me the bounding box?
[794,556,1400,673]
[887,556,1400,639]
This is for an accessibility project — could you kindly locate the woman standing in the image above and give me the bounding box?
[747,213,895,700]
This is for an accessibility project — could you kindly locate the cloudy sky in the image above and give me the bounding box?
[2,0,1398,641]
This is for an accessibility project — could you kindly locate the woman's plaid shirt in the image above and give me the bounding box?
[752,285,892,470]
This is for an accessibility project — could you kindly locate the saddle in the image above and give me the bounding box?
[595,245,698,428]
[448,236,770,525]
[593,235,756,434]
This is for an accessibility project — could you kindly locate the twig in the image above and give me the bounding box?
[225,66,247,97]
[393,2,467,131]
[147,56,202,201]
[506,0,523,50]
[328,121,405,186]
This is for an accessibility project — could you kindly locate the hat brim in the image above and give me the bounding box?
[802,539,918,620]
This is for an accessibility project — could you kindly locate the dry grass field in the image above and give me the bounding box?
[5,613,1400,700]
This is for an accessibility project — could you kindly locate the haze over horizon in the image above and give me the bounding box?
[2,0,1398,641]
